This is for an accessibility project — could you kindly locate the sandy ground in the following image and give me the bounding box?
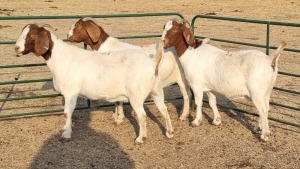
[0,0,300,168]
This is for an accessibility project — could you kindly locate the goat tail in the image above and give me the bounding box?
[154,41,163,77]
[271,41,287,68]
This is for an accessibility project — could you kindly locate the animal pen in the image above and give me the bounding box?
[0,13,299,129]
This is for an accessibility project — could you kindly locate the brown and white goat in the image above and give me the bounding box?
[161,19,286,141]
[15,23,174,143]
[67,18,192,124]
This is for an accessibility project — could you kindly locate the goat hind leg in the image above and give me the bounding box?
[151,89,174,138]
[252,96,270,141]
[130,101,147,143]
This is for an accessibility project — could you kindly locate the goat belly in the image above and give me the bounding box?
[79,90,129,102]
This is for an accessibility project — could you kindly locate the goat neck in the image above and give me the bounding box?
[172,35,189,57]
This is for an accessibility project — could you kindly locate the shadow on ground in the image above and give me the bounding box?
[29,110,135,169]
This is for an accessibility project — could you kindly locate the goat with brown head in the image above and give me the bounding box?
[15,24,54,60]
[161,19,206,57]
[67,18,108,51]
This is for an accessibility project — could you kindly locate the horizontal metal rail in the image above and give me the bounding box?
[0,12,184,21]
[194,36,300,54]
[191,15,300,27]
[0,78,52,85]
[0,93,61,102]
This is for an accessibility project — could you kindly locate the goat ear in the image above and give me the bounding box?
[34,31,49,56]
[182,24,195,46]
[85,22,101,43]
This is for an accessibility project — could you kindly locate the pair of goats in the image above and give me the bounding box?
[15,18,285,142]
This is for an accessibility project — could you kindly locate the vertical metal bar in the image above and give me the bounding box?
[191,17,196,33]
[266,22,270,55]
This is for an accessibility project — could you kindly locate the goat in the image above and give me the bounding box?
[15,23,174,143]
[161,19,286,141]
[67,18,192,124]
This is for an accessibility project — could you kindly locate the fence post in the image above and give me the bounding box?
[266,22,270,55]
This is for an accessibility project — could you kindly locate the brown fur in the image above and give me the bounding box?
[163,20,204,57]
[84,20,101,43]
[22,24,53,60]
[68,18,109,51]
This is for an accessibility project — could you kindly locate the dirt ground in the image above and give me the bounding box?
[0,0,300,168]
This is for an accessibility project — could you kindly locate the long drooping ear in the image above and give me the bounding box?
[182,24,196,47]
[85,21,101,43]
[34,30,50,56]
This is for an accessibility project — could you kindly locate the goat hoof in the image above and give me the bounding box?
[212,118,221,126]
[260,134,269,142]
[191,120,200,127]
[178,116,187,121]
[114,119,123,125]
[112,113,118,119]
[59,137,71,143]
[166,131,174,138]
[135,137,145,144]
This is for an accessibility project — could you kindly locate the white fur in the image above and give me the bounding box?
[97,37,192,122]
[68,22,192,123]
[16,28,174,143]
[15,26,30,54]
[67,24,75,38]
[180,44,283,141]
[161,20,173,40]
[162,22,285,141]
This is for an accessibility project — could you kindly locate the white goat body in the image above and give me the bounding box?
[99,37,184,87]
[180,45,278,99]
[50,40,155,102]
[67,19,191,124]
[16,24,174,143]
[179,44,285,142]
[161,19,286,141]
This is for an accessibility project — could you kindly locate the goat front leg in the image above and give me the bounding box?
[207,92,221,125]
[177,79,192,121]
[60,94,78,142]
[112,101,125,125]
[191,88,204,127]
